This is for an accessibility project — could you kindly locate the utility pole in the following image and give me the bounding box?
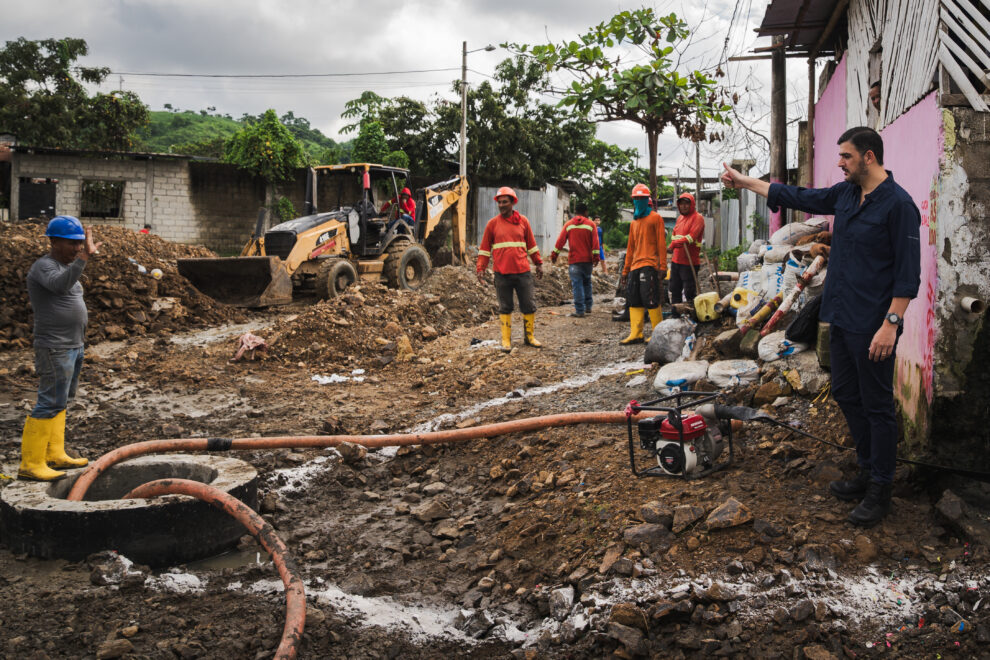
[459,41,468,182]
[769,34,787,234]
[694,141,701,210]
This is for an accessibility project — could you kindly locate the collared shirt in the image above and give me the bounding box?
[767,172,921,334]
[476,211,543,275]
[552,215,600,264]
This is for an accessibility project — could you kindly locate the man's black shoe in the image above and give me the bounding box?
[612,309,629,322]
[847,481,892,527]
[829,468,871,501]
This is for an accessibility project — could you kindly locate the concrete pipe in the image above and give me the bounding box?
[0,455,257,566]
[961,297,986,314]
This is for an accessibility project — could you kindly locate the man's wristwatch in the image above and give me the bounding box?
[885,312,903,326]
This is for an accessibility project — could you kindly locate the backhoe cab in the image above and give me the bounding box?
[177,163,468,306]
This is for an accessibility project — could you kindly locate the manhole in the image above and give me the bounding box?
[0,455,258,566]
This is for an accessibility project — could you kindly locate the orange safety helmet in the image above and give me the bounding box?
[493,186,518,203]
[630,183,652,198]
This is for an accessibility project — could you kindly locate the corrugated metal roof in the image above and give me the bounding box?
[11,145,208,160]
[757,0,844,53]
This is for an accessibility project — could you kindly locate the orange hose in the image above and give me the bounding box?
[123,478,305,660]
[68,411,650,502]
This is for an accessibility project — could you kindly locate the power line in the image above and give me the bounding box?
[100,67,461,79]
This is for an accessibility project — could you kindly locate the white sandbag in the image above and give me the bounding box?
[644,318,696,365]
[653,360,710,394]
[763,245,791,263]
[761,262,785,298]
[769,221,819,246]
[738,269,763,293]
[736,252,760,272]
[748,239,767,255]
[707,360,761,387]
[757,330,809,362]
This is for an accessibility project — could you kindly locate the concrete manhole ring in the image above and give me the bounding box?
[0,454,258,566]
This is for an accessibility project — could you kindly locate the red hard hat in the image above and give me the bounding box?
[494,186,518,203]
[631,183,651,198]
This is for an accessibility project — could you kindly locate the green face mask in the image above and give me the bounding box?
[633,198,651,218]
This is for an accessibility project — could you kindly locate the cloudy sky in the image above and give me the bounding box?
[2,0,814,178]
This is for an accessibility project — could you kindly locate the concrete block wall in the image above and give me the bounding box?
[188,162,266,253]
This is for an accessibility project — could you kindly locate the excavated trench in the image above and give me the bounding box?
[0,455,258,566]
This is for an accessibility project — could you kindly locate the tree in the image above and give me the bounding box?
[506,8,731,198]
[351,117,388,164]
[225,109,306,223]
[0,37,149,150]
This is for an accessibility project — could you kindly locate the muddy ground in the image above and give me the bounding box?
[0,224,988,659]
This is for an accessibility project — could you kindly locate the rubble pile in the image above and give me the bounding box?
[0,222,245,349]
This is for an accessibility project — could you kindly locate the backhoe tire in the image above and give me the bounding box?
[384,241,431,290]
[316,259,357,299]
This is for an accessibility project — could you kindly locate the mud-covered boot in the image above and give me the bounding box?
[829,467,870,501]
[647,307,663,335]
[499,314,512,352]
[847,481,893,527]
[619,308,645,344]
[523,314,542,348]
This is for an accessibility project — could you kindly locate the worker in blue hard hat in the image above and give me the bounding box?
[18,215,102,481]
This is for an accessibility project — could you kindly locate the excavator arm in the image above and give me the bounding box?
[421,176,469,264]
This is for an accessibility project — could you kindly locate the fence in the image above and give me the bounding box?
[707,192,778,253]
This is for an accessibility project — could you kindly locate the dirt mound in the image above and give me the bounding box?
[0,222,246,349]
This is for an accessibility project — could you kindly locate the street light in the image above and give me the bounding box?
[460,42,496,180]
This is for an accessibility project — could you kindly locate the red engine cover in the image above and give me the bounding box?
[659,414,707,441]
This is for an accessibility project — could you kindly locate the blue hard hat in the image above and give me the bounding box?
[45,215,86,240]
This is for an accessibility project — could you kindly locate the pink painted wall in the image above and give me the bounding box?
[879,92,941,442]
[813,55,848,190]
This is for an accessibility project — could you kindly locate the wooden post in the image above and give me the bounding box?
[770,35,787,234]
[695,140,702,206]
[807,58,816,188]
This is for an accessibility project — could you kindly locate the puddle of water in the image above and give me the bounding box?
[169,321,275,348]
[184,547,265,572]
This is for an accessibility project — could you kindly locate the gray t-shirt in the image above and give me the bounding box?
[27,254,88,349]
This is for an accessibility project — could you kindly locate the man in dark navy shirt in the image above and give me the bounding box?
[721,127,921,527]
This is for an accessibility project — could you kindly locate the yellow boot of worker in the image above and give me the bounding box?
[647,307,663,335]
[47,409,88,469]
[620,307,646,345]
[499,314,513,352]
[523,313,542,348]
[18,416,66,482]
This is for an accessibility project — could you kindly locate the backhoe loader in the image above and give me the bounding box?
[177,163,468,306]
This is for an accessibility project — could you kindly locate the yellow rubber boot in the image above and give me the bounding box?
[647,307,663,334]
[523,313,542,348]
[18,416,66,482]
[499,314,513,352]
[47,410,88,469]
[620,308,646,345]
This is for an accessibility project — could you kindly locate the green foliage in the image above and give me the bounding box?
[604,224,630,249]
[747,210,766,234]
[0,37,148,150]
[717,243,749,271]
[224,109,306,185]
[721,186,739,200]
[351,118,389,164]
[274,196,297,222]
[505,8,731,194]
[384,149,410,169]
[340,91,388,134]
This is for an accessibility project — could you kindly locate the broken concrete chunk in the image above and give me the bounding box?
[412,499,450,522]
[335,441,367,465]
[609,602,649,632]
[549,585,575,621]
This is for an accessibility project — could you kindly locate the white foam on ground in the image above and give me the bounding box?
[146,571,206,594]
[268,454,336,494]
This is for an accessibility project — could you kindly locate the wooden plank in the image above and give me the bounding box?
[941,5,990,70]
[947,0,990,44]
[940,92,990,105]
[940,29,990,88]
[938,43,990,110]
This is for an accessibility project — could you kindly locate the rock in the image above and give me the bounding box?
[686,536,701,551]
[583,437,609,449]
[726,560,745,575]
[705,497,753,530]
[610,602,648,632]
[120,625,139,638]
[432,523,460,539]
[622,523,674,550]
[396,334,415,361]
[702,582,735,601]
[550,586,575,621]
[459,609,495,638]
[640,501,674,528]
[260,491,279,514]
[739,328,761,358]
[340,572,375,596]
[560,613,589,644]
[780,350,830,394]
[753,518,783,538]
[422,482,447,495]
[412,499,450,522]
[359,490,382,502]
[384,321,402,336]
[607,622,648,655]
[611,558,634,576]
[791,598,815,622]
[336,441,367,465]
[802,645,838,660]
[477,576,495,593]
[854,535,877,562]
[421,325,439,340]
[753,381,787,406]
[936,490,990,545]
[97,639,134,659]
[161,422,185,436]
[567,566,590,586]
[713,329,741,357]
[489,465,505,480]
[599,543,624,574]
[672,505,706,533]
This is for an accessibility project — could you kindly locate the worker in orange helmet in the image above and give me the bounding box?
[476,186,544,352]
[619,183,668,344]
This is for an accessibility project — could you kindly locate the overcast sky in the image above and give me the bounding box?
[1,0,814,178]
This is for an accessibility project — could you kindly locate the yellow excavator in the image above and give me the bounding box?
[177,163,468,306]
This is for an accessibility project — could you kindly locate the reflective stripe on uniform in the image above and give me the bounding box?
[566,224,594,232]
[478,249,491,257]
[492,241,527,250]
[527,246,539,255]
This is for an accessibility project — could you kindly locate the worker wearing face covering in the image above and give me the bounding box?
[619,184,668,344]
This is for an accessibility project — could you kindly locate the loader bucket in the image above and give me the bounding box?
[177,256,294,307]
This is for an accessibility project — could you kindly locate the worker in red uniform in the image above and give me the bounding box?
[476,186,544,352]
[620,183,668,345]
[668,193,705,304]
[550,202,600,317]
[380,187,416,233]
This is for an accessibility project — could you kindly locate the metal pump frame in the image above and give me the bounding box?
[626,391,735,479]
